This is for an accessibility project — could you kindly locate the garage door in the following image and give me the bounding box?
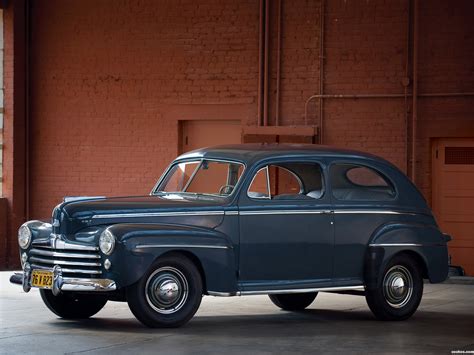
[432,138,474,275]
[180,120,241,154]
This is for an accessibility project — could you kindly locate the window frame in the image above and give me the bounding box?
[151,157,247,198]
[246,160,326,201]
[328,161,398,202]
[246,166,272,199]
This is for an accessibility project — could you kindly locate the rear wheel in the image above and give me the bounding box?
[127,255,203,328]
[269,292,318,311]
[366,254,423,321]
[40,289,107,319]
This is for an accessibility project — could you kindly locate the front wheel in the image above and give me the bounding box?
[365,254,423,321]
[127,255,203,328]
[269,292,318,311]
[40,289,107,319]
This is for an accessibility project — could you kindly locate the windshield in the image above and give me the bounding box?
[156,159,245,197]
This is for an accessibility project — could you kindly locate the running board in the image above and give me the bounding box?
[208,285,365,297]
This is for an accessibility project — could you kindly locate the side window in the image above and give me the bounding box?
[330,163,395,201]
[247,163,324,200]
[248,167,270,199]
[268,166,302,196]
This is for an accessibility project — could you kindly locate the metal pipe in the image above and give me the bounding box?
[263,0,270,126]
[404,0,411,175]
[318,0,325,143]
[418,92,474,97]
[304,91,474,126]
[257,0,264,126]
[411,0,419,183]
[26,0,32,220]
[275,0,282,126]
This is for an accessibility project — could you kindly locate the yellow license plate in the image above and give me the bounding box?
[31,270,53,289]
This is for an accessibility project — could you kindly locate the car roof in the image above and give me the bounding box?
[176,143,390,166]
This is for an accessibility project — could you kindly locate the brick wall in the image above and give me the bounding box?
[18,0,474,220]
[0,9,3,197]
[29,0,260,218]
[322,0,409,172]
[417,0,474,202]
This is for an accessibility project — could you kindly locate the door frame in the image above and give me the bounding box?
[162,103,253,155]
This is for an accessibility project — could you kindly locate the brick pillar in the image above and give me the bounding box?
[2,0,27,270]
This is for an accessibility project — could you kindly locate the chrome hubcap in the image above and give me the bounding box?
[145,266,188,314]
[383,265,413,308]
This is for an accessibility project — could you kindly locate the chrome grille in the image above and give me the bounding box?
[29,240,102,277]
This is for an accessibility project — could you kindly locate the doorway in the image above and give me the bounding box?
[432,138,474,275]
[179,120,242,154]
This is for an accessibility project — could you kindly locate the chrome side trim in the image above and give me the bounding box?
[208,285,365,297]
[240,285,365,296]
[240,210,331,216]
[333,210,417,215]
[92,209,421,219]
[91,211,225,219]
[224,211,239,216]
[134,244,230,250]
[237,209,420,216]
[30,256,101,267]
[29,249,101,259]
[369,243,423,247]
[208,291,239,297]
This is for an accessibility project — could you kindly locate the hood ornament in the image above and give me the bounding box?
[63,196,106,203]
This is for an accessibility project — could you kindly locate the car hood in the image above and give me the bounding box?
[55,195,227,235]
[61,195,224,218]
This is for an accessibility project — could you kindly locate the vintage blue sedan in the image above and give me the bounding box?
[11,144,450,327]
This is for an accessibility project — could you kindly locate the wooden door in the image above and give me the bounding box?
[179,120,241,154]
[432,138,474,275]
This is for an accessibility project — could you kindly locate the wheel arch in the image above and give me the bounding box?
[156,250,209,294]
[391,250,429,279]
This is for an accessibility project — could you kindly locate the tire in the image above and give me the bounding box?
[269,292,318,311]
[40,289,107,319]
[126,255,203,328]
[365,254,423,321]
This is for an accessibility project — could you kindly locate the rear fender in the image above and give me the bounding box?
[364,222,449,289]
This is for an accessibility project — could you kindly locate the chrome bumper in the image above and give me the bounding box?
[10,263,116,295]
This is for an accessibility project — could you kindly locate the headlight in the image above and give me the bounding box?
[99,229,115,255]
[18,225,32,249]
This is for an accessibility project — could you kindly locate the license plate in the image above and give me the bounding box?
[31,270,53,289]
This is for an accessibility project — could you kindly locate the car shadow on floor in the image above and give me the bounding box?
[46,307,474,340]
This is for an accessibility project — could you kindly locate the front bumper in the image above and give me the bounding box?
[10,263,116,295]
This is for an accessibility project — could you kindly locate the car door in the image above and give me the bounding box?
[238,158,335,291]
[329,161,399,283]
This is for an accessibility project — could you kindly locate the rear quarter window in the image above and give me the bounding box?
[330,163,396,201]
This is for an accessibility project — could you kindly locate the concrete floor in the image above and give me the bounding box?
[0,272,473,354]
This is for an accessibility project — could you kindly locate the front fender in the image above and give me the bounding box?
[365,222,449,289]
[102,223,238,294]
